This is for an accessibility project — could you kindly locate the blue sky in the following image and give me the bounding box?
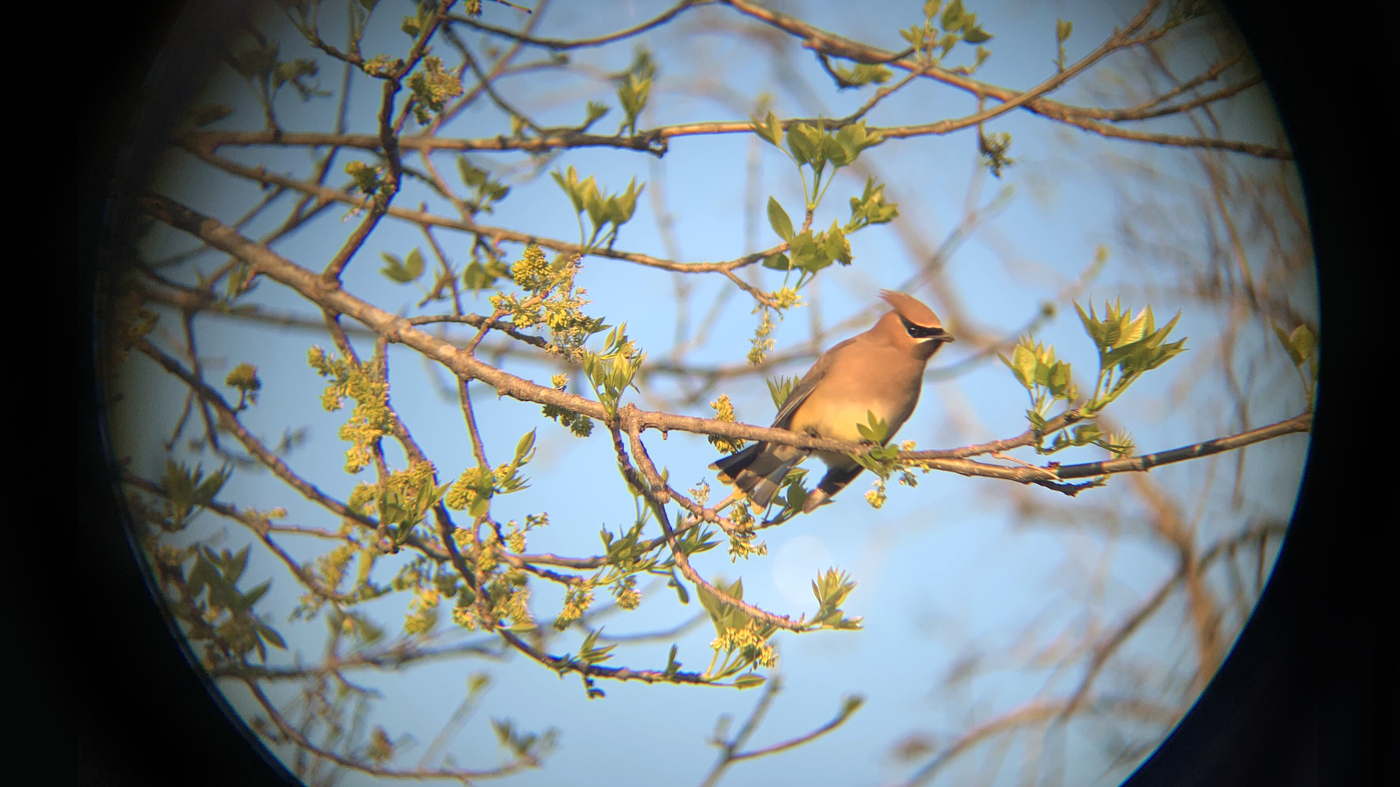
[113,1,1316,785]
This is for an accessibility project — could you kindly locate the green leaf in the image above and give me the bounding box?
[380,251,421,283]
[1074,301,1104,348]
[583,100,609,127]
[551,165,586,214]
[786,124,815,165]
[790,123,829,174]
[962,25,992,43]
[228,546,250,584]
[404,248,424,279]
[256,622,287,649]
[749,110,782,147]
[767,375,798,409]
[821,220,852,265]
[231,579,270,613]
[856,411,889,443]
[669,573,690,605]
[1289,324,1315,365]
[580,177,604,228]
[766,196,795,241]
[514,430,537,464]
[941,0,965,31]
[194,466,230,505]
[459,158,487,187]
[1056,18,1073,43]
[1011,344,1037,388]
[823,133,852,167]
[733,673,766,690]
[762,252,792,270]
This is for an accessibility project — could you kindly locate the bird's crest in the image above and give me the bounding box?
[879,290,941,328]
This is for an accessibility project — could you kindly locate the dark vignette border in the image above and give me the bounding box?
[11,0,1388,785]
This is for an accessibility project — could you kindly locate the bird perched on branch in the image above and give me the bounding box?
[712,290,954,513]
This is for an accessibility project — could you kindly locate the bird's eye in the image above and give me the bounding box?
[900,317,946,340]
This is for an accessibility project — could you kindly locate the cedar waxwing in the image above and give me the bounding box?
[711,291,953,513]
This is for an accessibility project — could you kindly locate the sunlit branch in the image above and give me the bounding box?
[139,190,1312,499]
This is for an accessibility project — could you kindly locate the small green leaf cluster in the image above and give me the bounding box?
[901,0,993,68]
[580,324,646,420]
[365,461,451,548]
[445,430,536,518]
[697,578,778,682]
[541,374,594,437]
[1273,322,1319,408]
[1000,298,1187,458]
[457,157,511,216]
[399,2,434,39]
[755,467,813,524]
[491,718,559,761]
[226,38,326,108]
[752,113,884,213]
[754,115,885,188]
[767,375,799,410]
[578,99,610,132]
[1001,338,1076,430]
[406,56,463,124]
[1076,299,1188,415]
[615,47,655,136]
[1054,18,1074,71]
[978,129,1016,178]
[570,627,620,698]
[177,545,287,665]
[345,160,389,200]
[551,165,645,251]
[751,113,894,297]
[159,459,230,531]
[308,347,394,473]
[597,521,662,608]
[224,362,262,411]
[830,61,894,88]
[763,201,853,280]
[363,53,400,78]
[999,338,1132,456]
[811,568,863,630]
[849,412,906,484]
[847,175,900,231]
[489,245,607,361]
[616,73,650,136]
[380,247,425,283]
[707,394,746,454]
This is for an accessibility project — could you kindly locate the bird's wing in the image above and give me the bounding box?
[770,336,856,429]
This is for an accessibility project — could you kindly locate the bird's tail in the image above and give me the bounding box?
[710,442,807,509]
[801,464,866,513]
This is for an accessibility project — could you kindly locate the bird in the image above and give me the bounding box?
[711,290,954,514]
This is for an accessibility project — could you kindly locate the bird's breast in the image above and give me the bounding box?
[790,377,921,443]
